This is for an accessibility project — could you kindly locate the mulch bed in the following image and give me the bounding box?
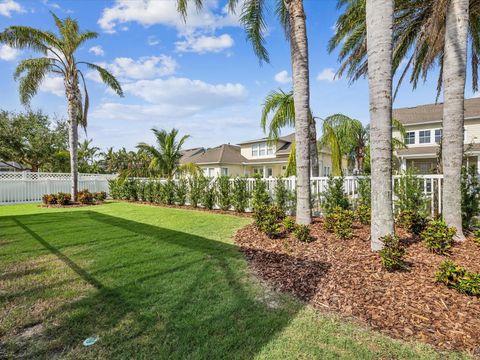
[39,201,105,208]
[234,219,480,354]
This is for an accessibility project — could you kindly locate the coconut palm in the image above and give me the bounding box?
[442,0,469,240]
[177,0,312,224]
[261,89,319,177]
[0,13,123,200]
[137,128,190,179]
[365,0,395,251]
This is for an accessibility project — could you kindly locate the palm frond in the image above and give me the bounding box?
[240,0,269,63]
[14,58,56,105]
[79,62,123,97]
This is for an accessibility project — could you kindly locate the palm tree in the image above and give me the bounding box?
[78,139,100,173]
[442,0,469,240]
[0,13,123,200]
[137,128,190,179]
[177,0,312,224]
[261,89,319,177]
[365,0,395,251]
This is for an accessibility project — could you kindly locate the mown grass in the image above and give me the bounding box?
[0,202,471,359]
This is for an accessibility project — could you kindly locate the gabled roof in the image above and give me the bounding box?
[393,97,480,125]
[237,132,295,145]
[189,144,247,165]
[179,147,205,164]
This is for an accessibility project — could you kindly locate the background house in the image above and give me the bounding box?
[393,97,480,174]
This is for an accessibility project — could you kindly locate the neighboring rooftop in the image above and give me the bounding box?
[393,97,480,125]
[179,147,205,165]
[188,144,247,165]
[237,133,295,145]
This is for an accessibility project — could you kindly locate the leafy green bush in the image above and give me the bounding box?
[322,176,349,215]
[144,181,155,202]
[421,219,456,255]
[436,260,480,296]
[231,177,249,212]
[293,224,314,243]
[461,165,480,229]
[108,178,123,199]
[254,204,285,238]
[378,234,406,271]
[283,216,296,233]
[123,179,138,200]
[394,169,427,214]
[162,179,176,205]
[78,189,94,204]
[355,204,371,225]
[324,206,354,239]
[152,182,163,203]
[93,191,107,202]
[473,230,480,246]
[355,177,371,225]
[274,177,289,212]
[217,176,231,211]
[202,180,216,210]
[251,175,270,211]
[42,194,57,205]
[188,175,204,208]
[396,209,427,235]
[137,181,146,201]
[56,192,71,205]
[175,178,188,205]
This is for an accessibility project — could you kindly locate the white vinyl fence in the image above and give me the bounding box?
[0,172,443,215]
[0,172,116,205]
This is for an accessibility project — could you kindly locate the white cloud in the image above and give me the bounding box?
[147,35,159,46]
[176,33,234,53]
[98,0,239,34]
[0,45,19,61]
[89,45,105,56]
[316,68,337,82]
[40,75,64,97]
[274,70,292,84]
[0,0,24,17]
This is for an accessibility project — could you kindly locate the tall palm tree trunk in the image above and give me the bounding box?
[442,0,469,240]
[65,78,81,201]
[288,0,311,224]
[309,118,319,177]
[366,0,395,251]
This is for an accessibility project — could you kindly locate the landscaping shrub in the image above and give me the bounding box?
[461,165,480,230]
[202,180,216,210]
[355,177,371,225]
[153,182,163,203]
[162,179,176,205]
[123,179,138,200]
[396,209,427,235]
[286,189,297,215]
[232,177,249,212]
[78,189,94,204]
[421,219,456,255]
[322,176,349,215]
[324,206,354,239]
[108,178,125,199]
[282,216,296,233]
[254,204,285,238]
[56,192,71,205]
[137,181,146,201]
[274,177,289,212]
[436,260,480,296]
[144,181,155,202]
[378,234,406,271]
[94,191,107,202]
[217,176,231,211]
[42,193,57,205]
[355,204,371,225]
[175,178,188,205]
[293,224,314,243]
[251,175,270,211]
[473,230,480,246]
[188,175,204,208]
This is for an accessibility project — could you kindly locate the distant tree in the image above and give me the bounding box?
[0,110,67,171]
[137,128,190,179]
[78,139,101,173]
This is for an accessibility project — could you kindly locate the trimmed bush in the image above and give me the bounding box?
[94,191,107,202]
[162,179,176,205]
[355,177,371,225]
[274,177,289,212]
[379,234,406,271]
[251,175,270,211]
[436,260,480,296]
[56,192,71,205]
[355,204,371,225]
[473,230,480,246]
[324,206,354,240]
[461,165,480,229]
[232,177,249,212]
[202,180,216,210]
[188,175,204,208]
[293,224,314,243]
[421,219,456,255]
[78,189,94,204]
[396,209,427,235]
[254,204,285,238]
[175,178,188,205]
[217,176,231,211]
[322,176,349,215]
[282,216,296,233]
[42,194,57,205]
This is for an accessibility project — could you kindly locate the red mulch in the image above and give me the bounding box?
[234,219,480,353]
[39,201,105,208]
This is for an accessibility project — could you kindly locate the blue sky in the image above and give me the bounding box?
[0,0,477,151]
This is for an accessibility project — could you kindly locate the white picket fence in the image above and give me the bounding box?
[0,172,443,216]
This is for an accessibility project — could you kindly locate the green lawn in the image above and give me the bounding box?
[0,202,470,359]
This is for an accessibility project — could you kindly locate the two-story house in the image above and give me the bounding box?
[180,133,345,177]
[393,97,480,174]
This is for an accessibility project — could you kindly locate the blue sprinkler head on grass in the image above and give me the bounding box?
[83,336,98,347]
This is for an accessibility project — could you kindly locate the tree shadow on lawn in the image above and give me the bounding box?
[3,210,330,359]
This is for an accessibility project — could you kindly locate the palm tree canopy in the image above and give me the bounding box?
[329,0,480,97]
[0,12,123,129]
[137,128,190,179]
[261,89,296,140]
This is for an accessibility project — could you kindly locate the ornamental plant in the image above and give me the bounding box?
[282,216,296,233]
[436,260,480,296]
[42,193,57,205]
[355,177,371,225]
[378,234,406,271]
[56,192,71,205]
[274,176,289,212]
[396,209,427,235]
[78,189,94,204]
[293,224,314,243]
[175,178,188,206]
[421,219,456,255]
[217,176,231,211]
[324,206,354,240]
[202,180,216,210]
[321,176,349,215]
[188,174,204,208]
[461,165,480,229]
[93,191,106,202]
[473,230,480,246]
[251,175,270,211]
[254,204,285,238]
[162,179,176,205]
[231,177,249,212]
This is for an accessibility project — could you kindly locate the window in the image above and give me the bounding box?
[259,143,266,156]
[435,129,442,144]
[419,130,431,144]
[266,168,273,177]
[253,168,262,175]
[405,132,415,145]
[252,144,258,157]
[267,143,275,155]
[323,166,330,176]
[252,142,274,157]
[221,167,228,176]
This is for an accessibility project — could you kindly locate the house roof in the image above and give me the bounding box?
[393,97,480,125]
[179,147,205,164]
[189,144,247,165]
[0,161,27,170]
[237,132,295,145]
[396,143,480,157]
